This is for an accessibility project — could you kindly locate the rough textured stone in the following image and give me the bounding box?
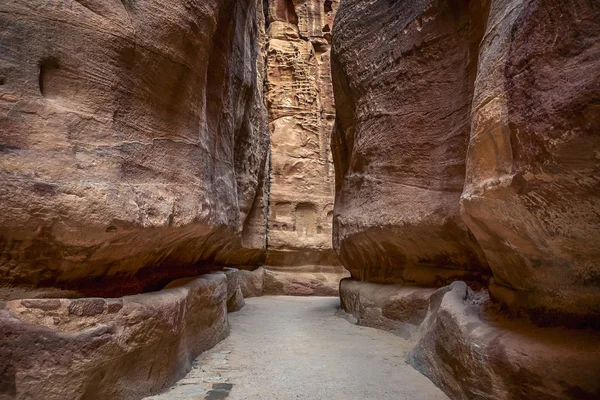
[0,273,229,400]
[263,265,349,296]
[460,0,600,326]
[227,286,245,313]
[331,0,490,285]
[223,268,245,312]
[331,0,600,398]
[407,282,600,400]
[238,266,265,298]
[331,0,599,324]
[264,0,340,267]
[0,0,269,295]
[340,279,436,339]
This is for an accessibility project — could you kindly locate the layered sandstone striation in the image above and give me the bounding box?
[0,1,266,398]
[331,0,489,286]
[407,282,600,400]
[332,0,600,398]
[261,0,347,294]
[263,0,340,267]
[332,0,600,324]
[0,0,269,296]
[461,0,600,326]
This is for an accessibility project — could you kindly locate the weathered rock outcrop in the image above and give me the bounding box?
[332,0,600,398]
[332,0,600,324]
[0,0,269,295]
[264,265,348,296]
[331,0,489,286]
[0,273,231,400]
[339,278,436,339]
[408,282,600,400]
[340,278,600,400]
[263,0,340,268]
[460,0,600,326]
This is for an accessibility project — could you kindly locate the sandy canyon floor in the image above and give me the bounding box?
[145,296,448,400]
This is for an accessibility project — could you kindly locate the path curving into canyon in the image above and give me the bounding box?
[146,297,448,400]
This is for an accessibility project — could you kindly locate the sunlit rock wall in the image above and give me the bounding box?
[264,0,340,267]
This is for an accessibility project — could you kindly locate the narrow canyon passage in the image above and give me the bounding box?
[145,297,448,400]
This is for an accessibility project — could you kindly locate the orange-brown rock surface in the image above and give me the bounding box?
[263,0,340,267]
[331,0,489,286]
[461,0,600,326]
[0,0,269,295]
[332,0,599,325]
[407,282,600,400]
[332,0,600,398]
[0,273,231,400]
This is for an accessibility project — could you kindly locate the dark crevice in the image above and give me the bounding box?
[263,0,270,29]
[38,57,60,97]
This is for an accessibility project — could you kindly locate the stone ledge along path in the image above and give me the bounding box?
[145,296,448,400]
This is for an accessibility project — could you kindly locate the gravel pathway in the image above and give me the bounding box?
[146,296,448,400]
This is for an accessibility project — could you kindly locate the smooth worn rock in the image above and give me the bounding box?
[263,265,349,296]
[0,0,269,295]
[407,282,600,400]
[222,268,245,313]
[0,273,229,400]
[331,0,600,398]
[460,0,600,327]
[331,0,600,324]
[339,279,436,339]
[237,267,265,298]
[227,286,245,313]
[331,0,489,286]
[264,0,340,267]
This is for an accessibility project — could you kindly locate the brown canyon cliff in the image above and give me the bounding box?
[264,0,338,265]
[0,0,268,398]
[0,0,269,297]
[332,0,600,399]
[261,0,347,295]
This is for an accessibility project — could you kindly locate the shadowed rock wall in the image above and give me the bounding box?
[0,0,270,295]
[332,0,600,398]
[331,0,490,286]
[0,273,231,400]
[331,0,600,326]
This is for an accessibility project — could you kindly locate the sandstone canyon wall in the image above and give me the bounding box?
[332,0,600,399]
[0,0,268,398]
[260,0,348,295]
[0,0,269,297]
[263,0,339,267]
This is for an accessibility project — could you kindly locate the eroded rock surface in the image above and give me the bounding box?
[407,282,600,400]
[331,0,600,324]
[0,273,231,400]
[340,279,436,339]
[0,0,269,294]
[238,266,266,298]
[263,265,349,296]
[264,0,340,268]
[460,0,600,326]
[331,0,600,398]
[331,0,489,286]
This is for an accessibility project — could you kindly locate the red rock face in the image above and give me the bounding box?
[462,0,600,326]
[332,0,600,325]
[0,0,269,295]
[331,0,489,286]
